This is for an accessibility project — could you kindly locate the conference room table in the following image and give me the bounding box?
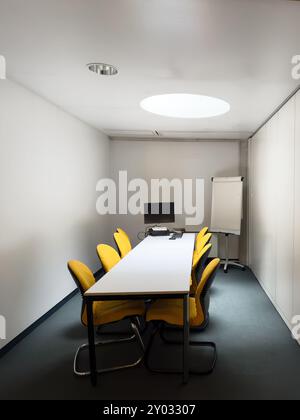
[84,233,195,386]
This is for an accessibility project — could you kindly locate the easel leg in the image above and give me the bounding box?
[220,233,245,273]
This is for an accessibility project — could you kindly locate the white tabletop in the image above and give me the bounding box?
[85,233,195,297]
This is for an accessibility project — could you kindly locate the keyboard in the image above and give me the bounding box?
[169,232,183,240]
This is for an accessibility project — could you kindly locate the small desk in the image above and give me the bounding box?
[84,233,195,386]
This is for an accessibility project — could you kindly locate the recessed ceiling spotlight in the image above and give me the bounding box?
[140,93,230,118]
[87,63,118,76]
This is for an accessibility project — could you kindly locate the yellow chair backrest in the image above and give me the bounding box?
[190,243,212,294]
[195,227,209,245]
[68,260,97,326]
[195,232,212,254]
[192,243,212,271]
[194,258,220,325]
[97,244,121,272]
[68,260,95,294]
[196,257,220,298]
[117,228,132,248]
[114,231,132,258]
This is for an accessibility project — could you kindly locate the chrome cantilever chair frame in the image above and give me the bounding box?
[74,316,145,376]
[68,264,145,377]
[96,314,146,337]
[145,259,220,376]
[144,321,217,376]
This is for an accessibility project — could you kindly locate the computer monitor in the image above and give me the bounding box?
[144,202,175,225]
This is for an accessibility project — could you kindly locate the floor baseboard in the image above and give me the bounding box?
[0,267,105,358]
[0,288,79,358]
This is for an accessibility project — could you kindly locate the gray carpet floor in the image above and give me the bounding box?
[0,268,300,400]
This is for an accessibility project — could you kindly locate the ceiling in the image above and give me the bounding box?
[0,0,300,140]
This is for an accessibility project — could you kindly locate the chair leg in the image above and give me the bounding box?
[159,322,207,343]
[74,319,145,377]
[144,322,161,372]
[131,319,145,353]
[96,327,136,339]
[96,316,146,337]
[145,322,217,375]
[134,315,147,334]
[135,316,142,330]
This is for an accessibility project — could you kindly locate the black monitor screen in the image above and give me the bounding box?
[144,202,175,225]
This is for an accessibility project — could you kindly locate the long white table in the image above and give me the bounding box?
[84,233,195,386]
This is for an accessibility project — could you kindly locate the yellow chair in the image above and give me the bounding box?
[97,244,121,272]
[68,259,146,376]
[97,243,145,332]
[192,232,212,267]
[117,228,132,247]
[195,232,212,254]
[114,230,132,258]
[145,258,221,374]
[195,226,209,246]
[190,243,212,295]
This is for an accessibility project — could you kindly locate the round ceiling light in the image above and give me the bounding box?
[87,63,118,76]
[140,93,230,118]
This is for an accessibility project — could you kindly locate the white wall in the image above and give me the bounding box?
[0,79,110,349]
[294,92,300,331]
[249,89,300,338]
[110,139,246,261]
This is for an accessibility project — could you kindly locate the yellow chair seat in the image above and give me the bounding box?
[146,297,203,327]
[82,299,145,326]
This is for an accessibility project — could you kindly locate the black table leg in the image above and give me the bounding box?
[183,294,189,384]
[86,298,97,386]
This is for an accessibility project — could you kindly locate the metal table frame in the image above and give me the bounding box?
[84,292,189,386]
